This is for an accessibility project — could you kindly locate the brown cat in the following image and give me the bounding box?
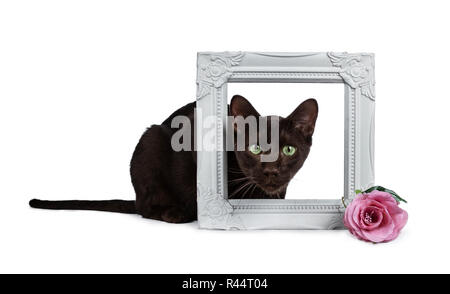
[29,95,318,223]
[227,95,318,199]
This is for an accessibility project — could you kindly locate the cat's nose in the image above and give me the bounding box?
[263,167,279,178]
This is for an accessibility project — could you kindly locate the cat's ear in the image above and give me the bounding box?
[230,95,260,118]
[287,98,319,138]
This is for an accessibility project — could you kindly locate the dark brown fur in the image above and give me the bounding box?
[228,95,318,199]
[29,96,318,223]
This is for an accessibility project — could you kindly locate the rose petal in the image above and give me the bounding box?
[360,212,395,243]
[344,190,408,243]
[351,203,364,233]
[393,209,408,231]
[366,191,398,206]
[385,210,408,242]
[359,206,383,230]
[344,199,363,236]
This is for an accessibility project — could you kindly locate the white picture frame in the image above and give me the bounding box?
[196,52,375,230]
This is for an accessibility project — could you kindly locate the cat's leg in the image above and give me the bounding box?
[131,124,197,223]
[161,206,196,223]
[140,206,163,220]
[133,170,193,222]
[137,201,195,223]
[133,182,165,221]
[135,180,196,223]
[137,191,196,223]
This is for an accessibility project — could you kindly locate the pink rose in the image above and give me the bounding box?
[344,190,408,243]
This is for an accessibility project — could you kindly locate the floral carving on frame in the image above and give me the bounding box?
[197,183,243,229]
[197,52,245,99]
[328,52,375,100]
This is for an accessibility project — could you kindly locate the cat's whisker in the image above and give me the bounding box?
[242,183,255,199]
[250,184,257,197]
[228,183,246,198]
[229,182,247,187]
[239,185,250,199]
[277,192,282,199]
[229,181,253,199]
[250,183,258,198]
[228,177,252,184]
[228,170,245,175]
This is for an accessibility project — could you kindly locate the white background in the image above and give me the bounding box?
[228,83,344,199]
[1,0,449,274]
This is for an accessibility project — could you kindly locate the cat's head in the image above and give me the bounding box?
[230,95,318,197]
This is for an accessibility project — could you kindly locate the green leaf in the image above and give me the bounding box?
[362,185,407,203]
[355,189,362,195]
[364,186,378,193]
[384,189,407,203]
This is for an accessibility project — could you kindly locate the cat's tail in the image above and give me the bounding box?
[29,199,137,214]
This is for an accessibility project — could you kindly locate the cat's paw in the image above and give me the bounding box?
[161,208,194,224]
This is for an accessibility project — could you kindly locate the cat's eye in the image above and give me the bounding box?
[282,145,296,156]
[249,144,262,155]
